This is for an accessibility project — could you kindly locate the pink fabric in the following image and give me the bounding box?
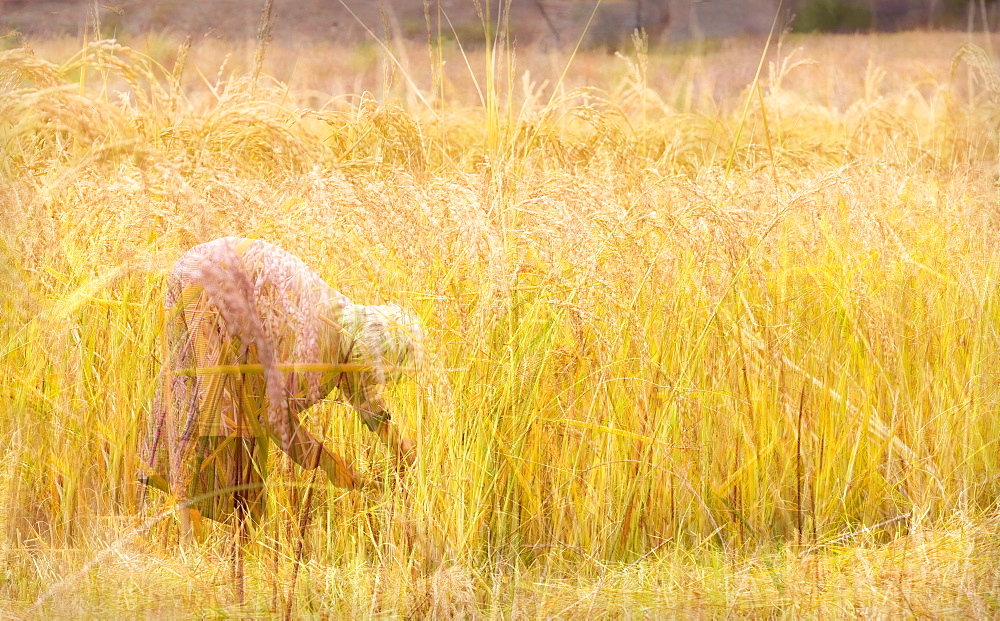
[139,237,419,505]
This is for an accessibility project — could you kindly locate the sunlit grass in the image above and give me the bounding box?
[1,28,999,616]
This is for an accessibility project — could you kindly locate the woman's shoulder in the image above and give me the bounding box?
[168,237,348,311]
[176,238,313,279]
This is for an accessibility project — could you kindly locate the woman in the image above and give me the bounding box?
[139,237,422,537]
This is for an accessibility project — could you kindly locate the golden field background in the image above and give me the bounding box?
[2,22,1000,617]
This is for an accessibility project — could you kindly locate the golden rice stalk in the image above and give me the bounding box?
[952,42,1000,102]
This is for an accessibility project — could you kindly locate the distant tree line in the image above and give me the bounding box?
[791,0,998,32]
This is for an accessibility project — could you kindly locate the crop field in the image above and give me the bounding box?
[2,18,1000,618]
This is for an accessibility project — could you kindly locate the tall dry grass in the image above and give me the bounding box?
[1,27,999,616]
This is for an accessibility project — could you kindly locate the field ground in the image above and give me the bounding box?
[2,24,1000,617]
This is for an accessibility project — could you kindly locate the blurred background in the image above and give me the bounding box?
[1,1,993,49]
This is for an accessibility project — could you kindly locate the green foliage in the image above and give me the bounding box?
[793,0,873,32]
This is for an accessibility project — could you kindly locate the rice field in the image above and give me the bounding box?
[1,22,1000,617]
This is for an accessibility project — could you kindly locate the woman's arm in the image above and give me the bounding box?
[344,380,416,467]
[270,410,362,488]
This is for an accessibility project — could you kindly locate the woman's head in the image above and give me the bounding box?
[342,303,424,383]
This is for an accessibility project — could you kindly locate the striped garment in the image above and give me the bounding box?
[139,237,422,521]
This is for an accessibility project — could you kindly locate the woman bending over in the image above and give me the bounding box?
[139,237,422,535]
